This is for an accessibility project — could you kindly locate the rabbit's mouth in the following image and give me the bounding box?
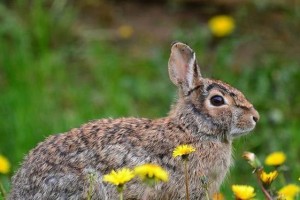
[229,124,256,138]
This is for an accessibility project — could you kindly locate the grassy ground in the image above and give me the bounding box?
[0,0,299,199]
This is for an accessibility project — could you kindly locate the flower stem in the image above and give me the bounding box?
[205,190,209,200]
[87,173,96,200]
[184,160,190,200]
[256,168,273,200]
[119,191,123,200]
[117,185,125,200]
[0,181,6,199]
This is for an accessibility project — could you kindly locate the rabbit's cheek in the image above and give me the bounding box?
[205,106,232,125]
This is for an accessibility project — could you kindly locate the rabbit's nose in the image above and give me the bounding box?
[251,109,260,123]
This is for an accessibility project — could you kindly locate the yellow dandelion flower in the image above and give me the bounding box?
[208,15,235,37]
[172,144,196,158]
[103,168,135,186]
[278,184,300,199]
[232,185,256,200]
[278,196,293,200]
[134,163,168,182]
[265,151,286,166]
[118,25,134,39]
[260,170,278,185]
[213,192,225,200]
[0,155,11,174]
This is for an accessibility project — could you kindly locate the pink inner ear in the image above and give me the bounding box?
[169,43,199,87]
[176,52,189,79]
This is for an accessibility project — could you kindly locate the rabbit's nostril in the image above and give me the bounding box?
[253,116,258,123]
[251,108,259,123]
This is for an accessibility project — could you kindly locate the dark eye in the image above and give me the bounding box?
[210,95,225,106]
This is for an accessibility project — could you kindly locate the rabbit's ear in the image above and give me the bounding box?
[168,42,202,94]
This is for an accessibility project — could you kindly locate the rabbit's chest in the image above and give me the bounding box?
[187,142,232,194]
[190,152,231,182]
[207,156,231,183]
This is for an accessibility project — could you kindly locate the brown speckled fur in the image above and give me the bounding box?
[9,42,259,200]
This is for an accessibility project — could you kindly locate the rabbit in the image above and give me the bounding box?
[9,42,259,200]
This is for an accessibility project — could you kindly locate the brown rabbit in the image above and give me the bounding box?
[9,42,259,200]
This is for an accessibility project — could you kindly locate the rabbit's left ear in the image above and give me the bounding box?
[168,42,202,95]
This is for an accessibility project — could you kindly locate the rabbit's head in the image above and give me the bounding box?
[168,42,259,141]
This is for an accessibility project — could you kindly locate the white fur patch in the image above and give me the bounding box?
[187,52,196,88]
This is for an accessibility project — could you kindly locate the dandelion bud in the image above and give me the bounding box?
[243,152,262,169]
[243,152,255,162]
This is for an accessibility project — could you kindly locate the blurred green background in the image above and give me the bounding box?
[0,0,299,198]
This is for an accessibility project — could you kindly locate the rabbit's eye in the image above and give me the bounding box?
[210,95,225,106]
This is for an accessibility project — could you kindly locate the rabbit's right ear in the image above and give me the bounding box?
[168,42,202,95]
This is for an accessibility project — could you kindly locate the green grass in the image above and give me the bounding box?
[0,0,299,199]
